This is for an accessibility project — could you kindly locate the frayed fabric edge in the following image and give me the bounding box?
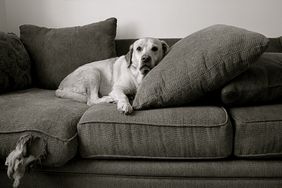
[5,134,47,188]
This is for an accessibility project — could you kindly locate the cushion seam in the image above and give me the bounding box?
[79,154,229,160]
[18,171,282,180]
[0,130,78,142]
[79,107,229,128]
[231,116,282,124]
[235,152,282,157]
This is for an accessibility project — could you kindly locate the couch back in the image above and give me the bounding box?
[115,37,282,56]
[115,38,180,56]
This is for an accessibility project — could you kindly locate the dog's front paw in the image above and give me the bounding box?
[117,102,133,115]
[87,96,115,106]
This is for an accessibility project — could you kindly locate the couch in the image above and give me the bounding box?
[1,21,282,188]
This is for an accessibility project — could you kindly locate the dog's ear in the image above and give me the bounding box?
[161,40,170,57]
[125,44,133,68]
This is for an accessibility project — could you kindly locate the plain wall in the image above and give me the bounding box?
[0,0,7,31]
[3,0,282,38]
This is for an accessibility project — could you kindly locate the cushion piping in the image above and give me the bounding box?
[236,152,282,157]
[79,107,229,128]
[231,116,282,124]
[0,130,78,142]
[79,154,230,160]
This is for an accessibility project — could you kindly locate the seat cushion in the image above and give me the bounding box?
[0,88,88,166]
[229,104,282,158]
[78,104,233,159]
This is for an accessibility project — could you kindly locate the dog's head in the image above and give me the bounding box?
[125,38,169,83]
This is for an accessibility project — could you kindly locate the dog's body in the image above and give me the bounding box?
[56,38,169,114]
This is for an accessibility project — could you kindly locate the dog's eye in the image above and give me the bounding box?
[136,46,142,52]
[151,46,158,52]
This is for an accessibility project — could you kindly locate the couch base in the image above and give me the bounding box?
[1,174,281,188]
[1,158,282,188]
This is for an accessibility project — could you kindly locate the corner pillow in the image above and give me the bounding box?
[0,32,32,93]
[221,53,282,106]
[133,25,269,110]
[20,17,117,89]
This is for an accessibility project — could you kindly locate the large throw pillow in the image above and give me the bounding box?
[133,25,269,110]
[20,18,117,89]
[221,53,282,106]
[0,32,32,93]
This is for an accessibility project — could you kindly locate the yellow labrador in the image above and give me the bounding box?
[56,38,169,114]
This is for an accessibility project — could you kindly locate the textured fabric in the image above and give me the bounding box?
[133,25,269,110]
[1,159,282,188]
[221,53,282,106]
[229,104,282,158]
[20,18,117,89]
[115,39,180,56]
[0,88,88,166]
[265,37,282,52]
[78,104,232,159]
[3,175,282,188]
[0,32,32,93]
[115,37,280,56]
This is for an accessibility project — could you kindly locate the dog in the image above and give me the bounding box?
[55,38,169,114]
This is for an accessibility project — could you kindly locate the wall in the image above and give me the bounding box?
[4,0,282,38]
[0,0,7,31]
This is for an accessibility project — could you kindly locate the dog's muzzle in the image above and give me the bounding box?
[140,65,151,75]
[140,55,152,75]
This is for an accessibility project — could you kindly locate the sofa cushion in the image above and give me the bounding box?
[133,25,269,110]
[78,104,233,159]
[229,104,282,158]
[265,37,282,52]
[221,53,282,106]
[0,88,88,166]
[0,32,32,93]
[20,17,117,89]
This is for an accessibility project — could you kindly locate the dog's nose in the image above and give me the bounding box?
[141,55,151,63]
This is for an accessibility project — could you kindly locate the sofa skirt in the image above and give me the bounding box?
[1,158,282,188]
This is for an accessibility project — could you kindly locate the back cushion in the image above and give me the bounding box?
[20,18,117,89]
[221,53,282,106]
[0,32,32,93]
[265,37,282,52]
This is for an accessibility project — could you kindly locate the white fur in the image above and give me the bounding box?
[56,38,169,114]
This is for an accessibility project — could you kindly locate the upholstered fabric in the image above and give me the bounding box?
[265,37,282,52]
[229,104,282,158]
[221,53,282,106]
[78,104,232,159]
[0,32,32,93]
[133,24,268,110]
[20,18,117,89]
[115,39,180,56]
[0,88,88,166]
[1,159,282,188]
[115,37,280,56]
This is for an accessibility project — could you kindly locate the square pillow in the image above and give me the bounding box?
[133,25,269,110]
[221,53,282,106]
[0,32,32,93]
[20,17,117,89]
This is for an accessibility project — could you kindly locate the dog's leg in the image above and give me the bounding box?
[87,70,114,106]
[109,87,133,114]
[55,89,87,102]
